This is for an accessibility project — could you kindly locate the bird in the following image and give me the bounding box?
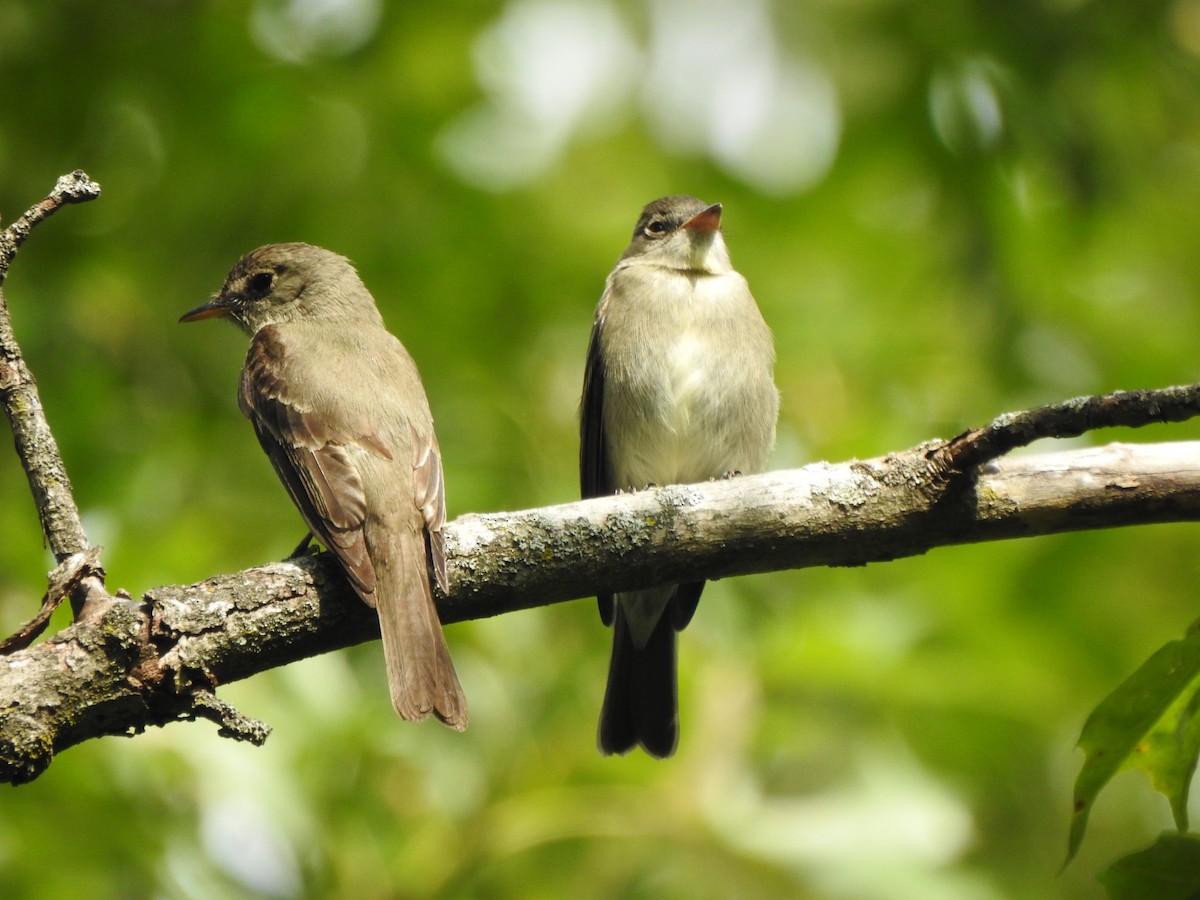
[181,242,467,730]
[580,196,778,757]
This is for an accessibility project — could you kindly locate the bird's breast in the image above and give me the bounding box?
[601,269,776,488]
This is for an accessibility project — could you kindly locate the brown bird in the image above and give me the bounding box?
[181,242,467,729]
[581,196,778,757]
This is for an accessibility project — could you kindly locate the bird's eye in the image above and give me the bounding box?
[644,219,671,237]
[246,271,274,298]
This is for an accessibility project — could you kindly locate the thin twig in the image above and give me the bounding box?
[0,548,105,654]
[0,170,102,281]
[0,172,106,622]
[928,383,1200,473]
[189,690,272,746]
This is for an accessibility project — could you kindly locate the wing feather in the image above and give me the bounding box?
[239,326,384,602]
[580,303,615,625]
[413,438,449,595]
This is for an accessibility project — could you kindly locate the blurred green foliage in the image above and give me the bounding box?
[3,0,1200,897]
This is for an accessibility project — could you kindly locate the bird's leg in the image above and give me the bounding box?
[288,532,317,558]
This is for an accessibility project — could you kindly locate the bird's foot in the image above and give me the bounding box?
[288,532,317,559]
[616,482,658,494]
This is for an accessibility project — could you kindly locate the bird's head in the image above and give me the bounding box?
[620,195,732,274]
[180,242,382,334]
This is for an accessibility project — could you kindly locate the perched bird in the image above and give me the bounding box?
[181,243,467,729]
[581,196,778,757]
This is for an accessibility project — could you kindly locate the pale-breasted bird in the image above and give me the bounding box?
[581,196,778,757]
[181,242,467,729]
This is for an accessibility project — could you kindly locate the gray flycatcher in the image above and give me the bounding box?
[581,196,778,757]
[181,242,467,730]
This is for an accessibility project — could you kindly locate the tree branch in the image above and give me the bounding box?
[5,174,1200,787]
[2,437,1199,784]
[0,172,108,621]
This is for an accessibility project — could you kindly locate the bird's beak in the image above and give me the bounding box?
[179,295,234,323]
[681,203,722,234]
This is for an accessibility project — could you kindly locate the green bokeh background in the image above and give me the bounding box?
[3,1,1200,897]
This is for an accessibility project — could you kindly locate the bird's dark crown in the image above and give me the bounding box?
[629,195,710,241]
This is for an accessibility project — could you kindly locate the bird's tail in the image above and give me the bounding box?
[598,600,678,758]
[375,529,468,730]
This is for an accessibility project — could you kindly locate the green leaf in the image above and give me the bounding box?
[1067,630,1200,864]
[1098,833,1200,900]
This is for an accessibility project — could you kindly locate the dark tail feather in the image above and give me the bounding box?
[671,581,705,630]
[598,604,678,758]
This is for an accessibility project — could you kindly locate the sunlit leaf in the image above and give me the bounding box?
[1067,629,1200,864]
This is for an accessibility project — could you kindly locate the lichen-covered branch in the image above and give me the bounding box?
[0,172,107,620]
[3,438,1199,784]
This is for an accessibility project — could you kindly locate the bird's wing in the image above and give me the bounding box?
[239,325,381,601]
[413,436,449,595]
[580,300,615,625]
[580,310,611,499]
